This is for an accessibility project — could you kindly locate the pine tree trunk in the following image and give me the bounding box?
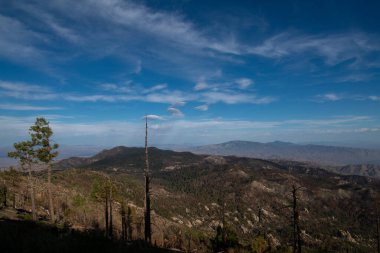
[28,163,37,221]
[47,162,55,222]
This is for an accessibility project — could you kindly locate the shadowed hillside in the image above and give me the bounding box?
[0,218,174,253]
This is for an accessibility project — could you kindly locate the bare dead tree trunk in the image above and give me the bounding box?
[377,207,380,253]
[109,184,113,238]
[187,234,191,253]
[28,163,37,221]
[292,185,302,253]
[144,116,152,244]
[127,206,133,241]
[47,162,55,222]
[121,203,126,240]
[221,202,226,245]
[257,206,261,223]
[105,188,109,237]
[257,205,263,235]
[2,185,7,207]
[12,192,16,209]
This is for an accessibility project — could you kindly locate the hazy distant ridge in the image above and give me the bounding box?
[186,140,380,166]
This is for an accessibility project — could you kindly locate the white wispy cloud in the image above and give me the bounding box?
[0,104,62,111]
[235,78,253,89]
[99,82,168,94]
[143,84,168,93]
[3,1,380,81]
[335,73,374,83]
[194,104,209,111]
[194,82,210,91]
[0,80,58,100]
[311,127,380,134]
[284,116,372,126]
[0,15,46,64]
[79,0,240,54]
[201,91,275,104]
[315,93,380,102]
[6,0,244,79]
[1,79,275,107]
[167,107,184,118]
[318,93,342,101]
[248,31,380,67]
[369,96,380,101]
[145,90,195,104]
[64,94,138,102]
[99,82,134,93]
[145,115,164,120]
[172,101,186,107]
[0,80,49,93]
[0,114,375,146]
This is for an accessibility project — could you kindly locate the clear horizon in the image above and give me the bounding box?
[1,0,380,148]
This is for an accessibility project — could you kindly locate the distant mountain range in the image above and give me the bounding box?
[0,145,106,168]
[183,140,380,166]
[55,144,380,179]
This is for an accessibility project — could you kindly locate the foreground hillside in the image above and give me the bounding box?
[0,218,173,253]
[2,147,380,252]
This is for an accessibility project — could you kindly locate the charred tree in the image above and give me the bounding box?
[377,207,380,253]
[121,203,126,240]
[292,185,302,253]
[127,206,133,240]
[144,116,152,244]
[1,185,7,207]
[105,188,109,237]
[109,183,113,238]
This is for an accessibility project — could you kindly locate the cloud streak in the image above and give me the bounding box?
[0,104,62,111]
[315,93,380,102]
[3,1,380,82]
[4,0,245,79]
[248,32,380,67]
[1,114,374,147]
[194,104,209,111]
[0,80,58,100]
[167,107,184,118]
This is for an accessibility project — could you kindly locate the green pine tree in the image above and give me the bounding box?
[30,117,59,223]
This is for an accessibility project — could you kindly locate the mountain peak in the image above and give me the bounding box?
[267,141,295,146]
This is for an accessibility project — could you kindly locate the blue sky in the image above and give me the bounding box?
[0,0,380,149]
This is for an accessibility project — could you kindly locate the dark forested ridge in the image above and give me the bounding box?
[2,146,380,252]
[56,146,204,172]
